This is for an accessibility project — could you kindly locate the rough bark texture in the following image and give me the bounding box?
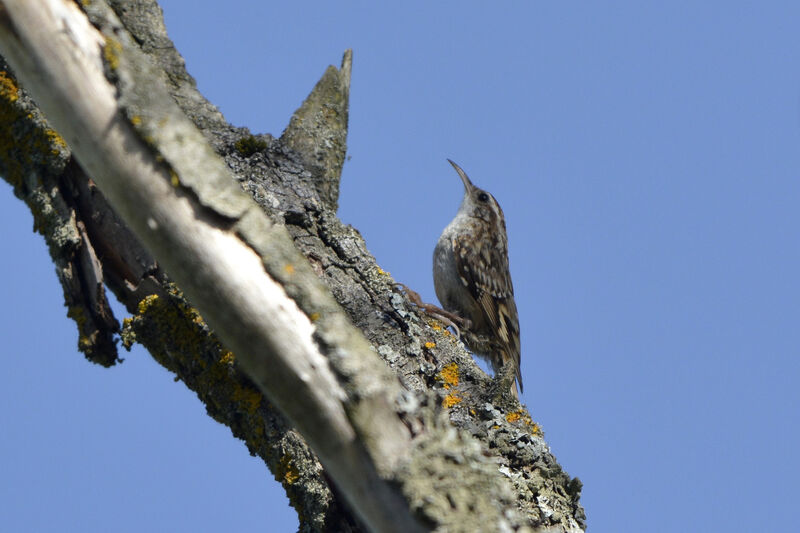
[0,1,585,531]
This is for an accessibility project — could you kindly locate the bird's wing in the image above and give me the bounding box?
[453,228,522,391]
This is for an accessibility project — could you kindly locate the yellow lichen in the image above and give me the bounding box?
[437,362,459,389]
[169,170,180,188]
[280,455,300,485]
[309,312,320,322]
[66,306,87,328]
[103,36,122,71]
[0,71,19,103]
[520,413,543,436]
[45,128,67,153]
[503,408,544,436]
[232,385,262,414]
[425,318,454,338]
[424,341,436,349]
[137,294,160,314]
[443,392,462,408]
[130,115,142,126]
[0,70,72,189]
[219,350,235,365]
[284,264,295,275]
[77,335,92,351]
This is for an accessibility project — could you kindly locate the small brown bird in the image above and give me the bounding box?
[433,160,522,398]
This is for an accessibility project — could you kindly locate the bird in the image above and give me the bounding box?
[433,159,522,398]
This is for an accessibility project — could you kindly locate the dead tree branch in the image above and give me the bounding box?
[0,1,585,531]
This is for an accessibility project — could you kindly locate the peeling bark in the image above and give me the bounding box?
[0,1,585,531]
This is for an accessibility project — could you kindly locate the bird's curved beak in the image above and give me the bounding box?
[447,159,474,193]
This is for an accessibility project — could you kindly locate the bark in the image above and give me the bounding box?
[0,1,585,532]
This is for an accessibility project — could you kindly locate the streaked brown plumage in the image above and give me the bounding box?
[433,160,522,398]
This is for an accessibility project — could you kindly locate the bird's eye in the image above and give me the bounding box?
[477,192,489,202]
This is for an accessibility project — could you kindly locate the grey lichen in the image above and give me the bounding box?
[399,421,519,532]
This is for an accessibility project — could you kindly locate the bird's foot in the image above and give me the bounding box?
[395,283,471,339]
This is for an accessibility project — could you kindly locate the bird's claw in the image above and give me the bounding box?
[395,283,470,340]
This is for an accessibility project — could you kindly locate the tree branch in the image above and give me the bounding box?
[0,1,585,531]
[0,2,417,531]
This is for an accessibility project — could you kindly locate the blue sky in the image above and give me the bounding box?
[2,2,800,532]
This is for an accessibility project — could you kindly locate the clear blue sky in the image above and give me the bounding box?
[2,2,799,532]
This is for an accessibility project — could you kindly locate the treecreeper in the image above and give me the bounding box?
[433,160,522,398]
